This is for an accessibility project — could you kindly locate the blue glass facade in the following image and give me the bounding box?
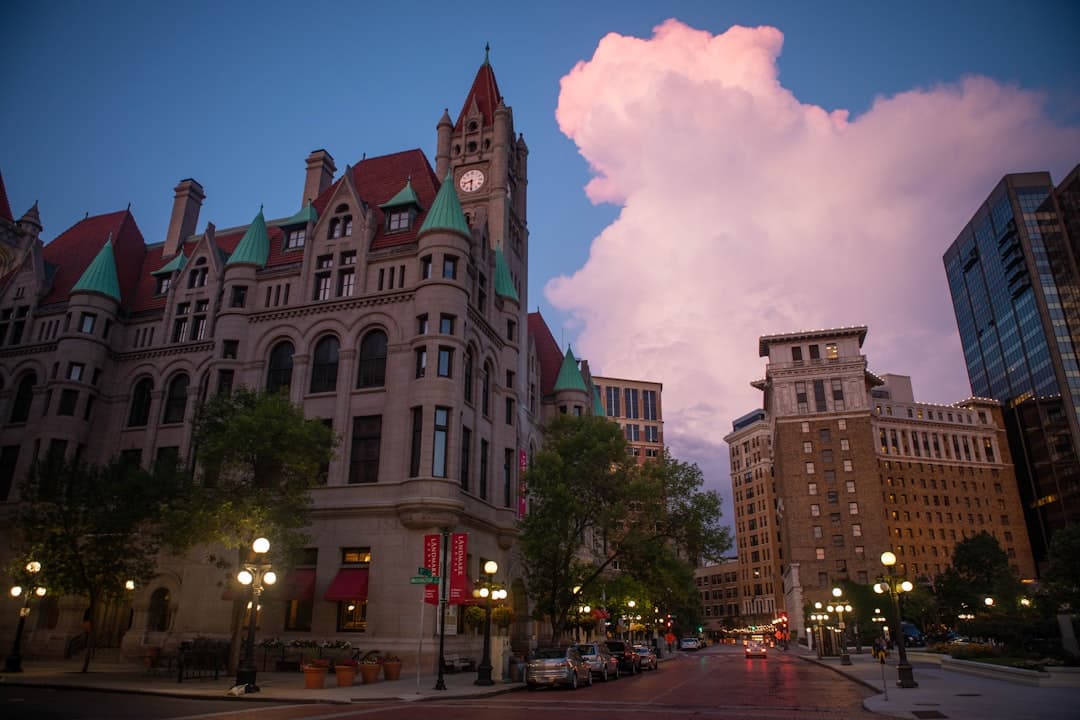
[944,170,1080,567]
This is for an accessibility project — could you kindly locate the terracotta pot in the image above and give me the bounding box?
[334,666,357,686]
[359,663,381,684]
[382,661,403,681]
[303,667,327,689]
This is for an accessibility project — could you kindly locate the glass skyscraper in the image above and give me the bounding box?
[944,166,1080,568]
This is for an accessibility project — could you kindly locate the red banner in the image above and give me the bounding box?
[448,533,469,605]
[423,534,440,605]
[518,449,528,518]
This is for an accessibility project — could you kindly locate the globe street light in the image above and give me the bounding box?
[235,537,275,691]
[474,560,502,686]
[810,610,830,659]
[874,551,917,688]
[5,561,46,673]
[829,588,854,665]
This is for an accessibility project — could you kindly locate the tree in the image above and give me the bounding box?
[519,415,730,642]
[935,531,1022,622]
[1040,523,1080,613]
[164,387,336,670]
[16,452,184,672]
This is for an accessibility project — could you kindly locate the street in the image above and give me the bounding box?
[0,646,879,719]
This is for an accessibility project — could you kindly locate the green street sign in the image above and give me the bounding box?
[410,576,440,584]
[417,567,432,576]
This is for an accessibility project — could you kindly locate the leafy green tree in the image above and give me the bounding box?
[935,531,1022,621]
[519,415,730,642]
[15,453,184,672]
[165,387,335,670]
[1039,523,1080,613]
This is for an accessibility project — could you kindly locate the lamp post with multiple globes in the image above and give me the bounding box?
[810,606,830,659]
[473,560,505,686]
[828,587,853,666]
[5,561,46,673]
[235,537,276,691]
[873,551,917,688]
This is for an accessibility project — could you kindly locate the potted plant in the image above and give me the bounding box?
[334,657,358,686]
[464,605,486,632]
[381,653,403,681]
[302,658,329,689]
[359,656,381,684]
[492,606,515,631]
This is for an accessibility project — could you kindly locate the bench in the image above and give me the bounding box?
[442,653,475,672]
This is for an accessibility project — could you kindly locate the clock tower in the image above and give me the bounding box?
[435,47,528,305]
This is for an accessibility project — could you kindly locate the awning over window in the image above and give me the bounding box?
[276,569,316,601]
[323,568,369,602]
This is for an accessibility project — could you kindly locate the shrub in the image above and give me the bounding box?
[947,643,1000,660]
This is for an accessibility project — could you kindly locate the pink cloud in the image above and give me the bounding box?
[547,19,1079,501]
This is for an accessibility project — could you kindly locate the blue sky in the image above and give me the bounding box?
[3,0,1078,522]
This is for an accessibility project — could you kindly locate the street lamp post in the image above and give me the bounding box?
[874,551,917,688]
[235,537,276,691]
[810,609,829,659]
[5,561,46,673]
[473,560,505,686]
[829,587,853,666]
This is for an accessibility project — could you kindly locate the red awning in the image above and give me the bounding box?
[323,568,369,602]
[274,569,316,601]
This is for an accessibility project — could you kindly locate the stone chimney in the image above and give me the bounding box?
[303,149,336,207]
[164,179,205,258]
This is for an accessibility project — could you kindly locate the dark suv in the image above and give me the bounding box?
[604,640,640,674]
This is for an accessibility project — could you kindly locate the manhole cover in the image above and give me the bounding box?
[954,693,981,697]
[911,712,948,719]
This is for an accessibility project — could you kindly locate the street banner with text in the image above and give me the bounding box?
[423,534,440,605]
[448,532,468,604]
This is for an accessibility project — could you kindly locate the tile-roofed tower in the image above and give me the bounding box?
[418,174,470,239]
[493,247,518,301]
[226,208,270,267]
[554,346,587,392]
[71,237,121,302]
[0,169,13,223]
[453,43,501,133]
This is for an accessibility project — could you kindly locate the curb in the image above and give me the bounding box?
[795,654,882,694]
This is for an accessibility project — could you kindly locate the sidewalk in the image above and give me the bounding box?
[795,645,1080,720]
[0,658,523,703]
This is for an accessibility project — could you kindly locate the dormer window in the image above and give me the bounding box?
[188,257,208,288]
[387,210,413,232]
[285,228,306,250]
[155,277,171,295]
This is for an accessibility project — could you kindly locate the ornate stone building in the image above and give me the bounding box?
[0,56,600,668]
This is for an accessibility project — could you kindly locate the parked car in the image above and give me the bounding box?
[526,646,592,690]
[679,637,701,651]
[577,642,620,681]
[745,641,767,659]
[604,640,641,674]
[634,644,658,670]
[901,622,925,647]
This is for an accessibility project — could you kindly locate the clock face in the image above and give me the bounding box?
[459,169,485,193]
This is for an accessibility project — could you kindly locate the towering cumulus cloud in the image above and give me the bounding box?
[548,19,1079,500]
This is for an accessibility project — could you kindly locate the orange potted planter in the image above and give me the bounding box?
[381,654,403,681]
[359,661,381,684]
[334,658,358,686]
[303,659,329,689]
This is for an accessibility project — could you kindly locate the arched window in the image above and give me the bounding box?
[342,215,353,236]
[266,341,294,394]
[9,372,36,423]
[309,335,340,393]
[162,374,189,424]
[127,378,153,427]
[357,330,387,388]
[148,588,171,632]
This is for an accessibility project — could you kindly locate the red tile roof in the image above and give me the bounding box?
[312,149,441,251]
[454,62,502,133]
[0,169,13,223]
[528,311,564,397]
[41,210,146,306]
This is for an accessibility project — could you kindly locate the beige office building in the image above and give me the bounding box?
[739,326,1035,643]
[591,376,664,463]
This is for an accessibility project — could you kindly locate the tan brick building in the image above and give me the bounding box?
[737,326,1035,643]
[591,376,664,463]
[695,558,741,639]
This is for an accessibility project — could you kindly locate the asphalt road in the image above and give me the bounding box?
[1,645,879,719]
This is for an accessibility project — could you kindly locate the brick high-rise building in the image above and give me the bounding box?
[592,376,664,463]
[943,166,1080,569]
[741,326,1035,644]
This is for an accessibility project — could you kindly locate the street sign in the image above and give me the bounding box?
[417,567,432,576]
[410,576,440,584]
